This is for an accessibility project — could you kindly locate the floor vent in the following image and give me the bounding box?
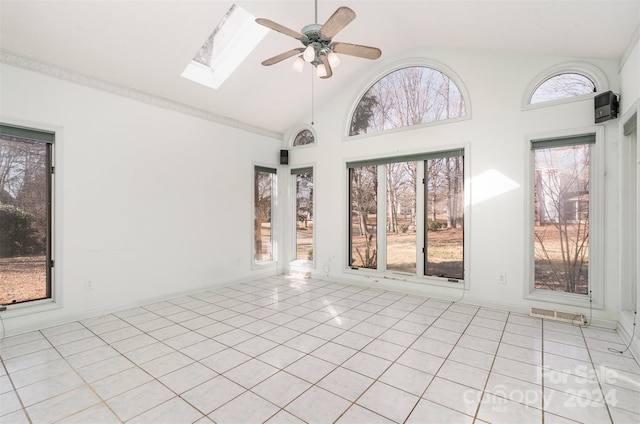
[530,307,586,324]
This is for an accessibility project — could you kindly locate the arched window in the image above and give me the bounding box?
[349,66,467,136]
[293,129,315,147]
[530,73,596,104]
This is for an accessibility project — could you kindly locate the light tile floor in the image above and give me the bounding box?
[1,276,639,423]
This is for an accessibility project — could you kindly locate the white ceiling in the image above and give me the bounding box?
[1,1,639,135]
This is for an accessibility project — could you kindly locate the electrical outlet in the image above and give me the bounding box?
[85,280,95,291]
[498,273,506,284]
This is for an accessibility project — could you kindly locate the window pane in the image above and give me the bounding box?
[293,129,314,147]
[350,66,466,136]
[295,171,313,260]
[534,144,590,294]
[386,162,417,273]
[350,166,377,269]
[254,169,273,262]
[530,73,595,104]
[425,155,464,279]
[0,134,50,304]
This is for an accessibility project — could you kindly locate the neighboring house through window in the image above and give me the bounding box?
[532,135,594,295]
[524,63,606,307]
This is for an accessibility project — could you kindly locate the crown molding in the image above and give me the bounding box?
[0,50,283,141]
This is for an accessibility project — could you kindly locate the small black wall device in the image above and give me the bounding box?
[594,91,618,123]
[280,149,289,165]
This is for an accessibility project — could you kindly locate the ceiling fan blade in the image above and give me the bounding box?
[255,18,307,42]
[332,42,382,60]
[319,54,333,79]
[320,6,356,39]
[261,48,304,66]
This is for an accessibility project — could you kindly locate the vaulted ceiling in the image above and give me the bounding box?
[1,1,639,135]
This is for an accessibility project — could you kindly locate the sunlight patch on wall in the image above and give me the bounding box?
[471,169,520,205]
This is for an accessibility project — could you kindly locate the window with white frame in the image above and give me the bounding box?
[293,129,315,147]
[254,166,276,263]
[349,66,467,136]
[0,124,54,305]
[291,167,314,262]
[531,134,595,296]
[530,73,596,104]
[348,149,465,281]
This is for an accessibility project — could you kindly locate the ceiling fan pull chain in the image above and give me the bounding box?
[311,69,315,125]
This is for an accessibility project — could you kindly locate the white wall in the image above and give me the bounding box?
[619,31,640,115]
[1,64,281,335]
[288,48,622,325]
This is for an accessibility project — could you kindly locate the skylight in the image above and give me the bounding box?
[182,4,268,90]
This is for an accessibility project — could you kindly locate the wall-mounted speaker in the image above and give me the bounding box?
[594,91,618,123]
[280,149,289,165]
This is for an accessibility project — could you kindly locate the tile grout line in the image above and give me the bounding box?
[398,303,478,424]
[470,311,512,424]
[579,324,615,424]
[0,352,32,423]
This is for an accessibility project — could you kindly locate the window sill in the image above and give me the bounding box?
[343,267,465,289]
[525,289,602,310]
[1,298,61,319]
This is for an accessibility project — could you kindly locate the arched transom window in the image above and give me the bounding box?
[530,73,596,104]
[349,66,466,136]
[293,129,315,147]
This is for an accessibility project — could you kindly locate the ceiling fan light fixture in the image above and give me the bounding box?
[303,44,316,62]
[327,51,340,68]
[317,63,327,78]
[292,56,305,73]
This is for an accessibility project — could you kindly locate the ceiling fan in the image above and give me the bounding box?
[255,2,382,79]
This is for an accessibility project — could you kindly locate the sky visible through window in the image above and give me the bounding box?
[182,5,268,89]
[350,67,466,136]
[530,73,595,104]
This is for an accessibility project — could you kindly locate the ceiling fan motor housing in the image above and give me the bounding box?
[301,24,332,64]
